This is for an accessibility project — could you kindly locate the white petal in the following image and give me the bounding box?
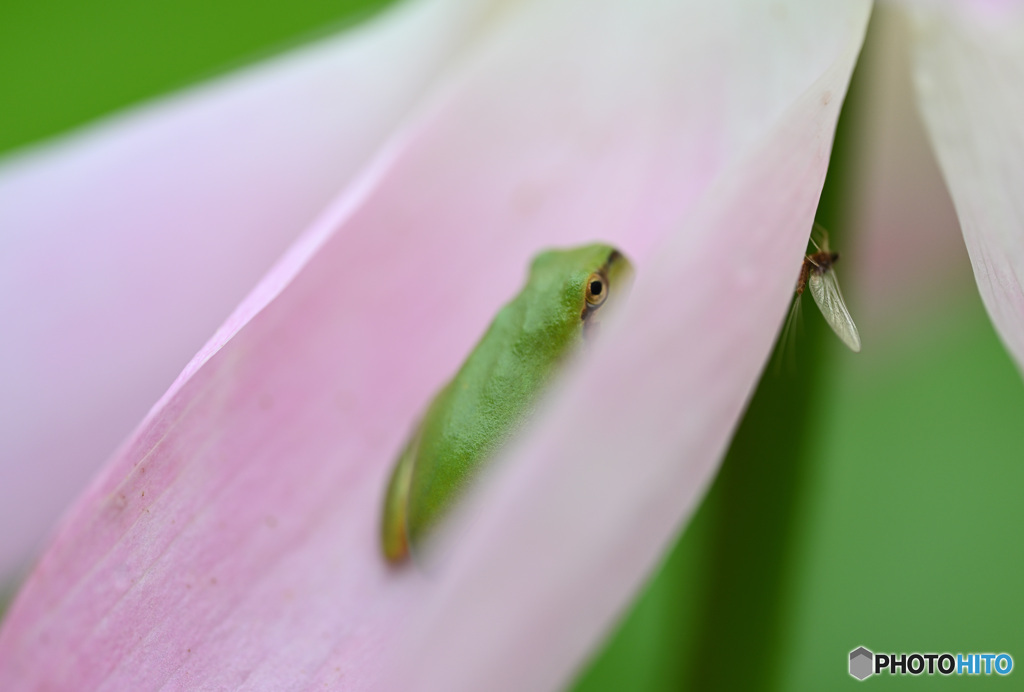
[911,3,1024,373]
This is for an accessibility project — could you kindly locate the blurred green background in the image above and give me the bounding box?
[2,1,1021,688]
[0,0,397,154]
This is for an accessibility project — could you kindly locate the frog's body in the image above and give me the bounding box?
[381,244,632,563]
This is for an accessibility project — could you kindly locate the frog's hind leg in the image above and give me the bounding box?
[381,426,422,564]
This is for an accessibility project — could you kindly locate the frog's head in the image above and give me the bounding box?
[528,244,633,338]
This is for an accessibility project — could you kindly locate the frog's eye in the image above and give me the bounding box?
[585,272,608,307]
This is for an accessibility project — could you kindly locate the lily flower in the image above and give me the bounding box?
[0,0,1021,689]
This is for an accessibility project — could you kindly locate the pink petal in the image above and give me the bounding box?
[384,9,872,692]
[847,4,975,336]
[0,0,490,577]
[910,2,1024,372]
[0,0,869,688]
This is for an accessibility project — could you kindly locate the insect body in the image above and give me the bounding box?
[381,244,633,564]
[794,230,861,352]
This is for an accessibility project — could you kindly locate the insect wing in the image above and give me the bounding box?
[810,222,832,253]
[808,268,861,352]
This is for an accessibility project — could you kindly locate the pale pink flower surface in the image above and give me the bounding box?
[0,0,489,577]
[5,0,1023,689]
[848,4,975,331]
[910,1,1024,371]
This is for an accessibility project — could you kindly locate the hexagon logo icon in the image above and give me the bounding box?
[850,647,874,680]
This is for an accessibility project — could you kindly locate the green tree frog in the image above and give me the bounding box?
[381,244,633,563]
